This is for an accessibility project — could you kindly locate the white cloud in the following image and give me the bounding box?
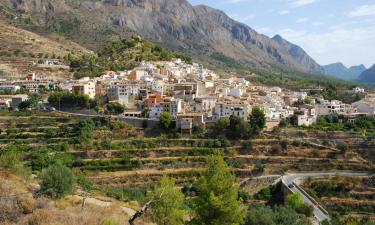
[290,0,317,8]
[225,0,248,3]
[256,27,273,35]
[349,4,375,17]
[311,21,324,26]
[279,10,290,15]
[278,26,375,67]
[229,13,256,23]
[297,17,309,23]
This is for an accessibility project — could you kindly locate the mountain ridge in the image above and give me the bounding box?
[323,62,367,80]
[0,0,324,75]
[357,64,375,83]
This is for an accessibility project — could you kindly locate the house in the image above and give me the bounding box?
[176,113,205,134]
[315,99,354,116]
[214,100,250,121]
[95,80,108,98]
[11,95,29,108]
[0,96,12,109]
[191,96,217,114]
[144,94,163,108]
[151,80,165,94]
[128,70,147,80]
[351,87,365,94]
[149,97,182,119]
[72,81,96,99]
[295,107,317,126]
[352,98,375,115]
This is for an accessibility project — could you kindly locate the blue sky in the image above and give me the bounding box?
[188,0,375,68]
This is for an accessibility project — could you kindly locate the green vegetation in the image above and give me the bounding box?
[248,66,358,91]
[246,205,311,225]
[73,118,96,143]
[104,187,148,204]
[209,108,266,139]
[159,112,173,130]
[249,107,266,136]
[48,91,91,109]
[254,185,279,201]
[286,193,304,210]
[150,176,186,225]
[323,216,375,225]
[40,164,74,199]
[192,154,246,225]
[65,37,192,79]
[308,115,375,134]
[106,102,125,115]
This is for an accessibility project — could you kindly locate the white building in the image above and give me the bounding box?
[11,94,29,108]
[149,97,182,119]
[151,80,165,94]
[214,101,250,120]
[315,99,353,116]
[108,82,140,105]
[192,96,217,114]
[296,107,317,126]
[352,98,375,115]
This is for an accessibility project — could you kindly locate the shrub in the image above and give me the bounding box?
[159,112,173,130]
[40,164,74,199]
[336,142,349,153]
[296,204,314,217]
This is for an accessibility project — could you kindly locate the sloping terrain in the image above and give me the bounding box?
[0,0,324,74]
[0,18,91,79]
[323,63,367,81]
[357,64,375,84]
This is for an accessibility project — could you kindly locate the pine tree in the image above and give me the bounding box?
[151,176,186,225]
[192,154,246,225]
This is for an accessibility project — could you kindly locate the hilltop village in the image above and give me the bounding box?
[0,58,373,133]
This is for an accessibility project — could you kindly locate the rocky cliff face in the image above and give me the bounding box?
[1,0,324,74]
[272,34,324,74]
[357,64,375,83]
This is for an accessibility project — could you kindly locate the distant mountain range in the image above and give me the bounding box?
[323,63,367,80]
[357,64,375,83]
[0,0,324,75]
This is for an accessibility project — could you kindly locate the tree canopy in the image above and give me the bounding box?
[151,176,186,225]
[192,154,246,225]
[246,205,311,225]
[40,164,74,199]
[159,112,173,130]
[249,107,266,136]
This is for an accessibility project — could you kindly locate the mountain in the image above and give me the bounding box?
[272,35,324,74]
[0,0,323,75]
[0,18,90,79]
[357,64,375,83]
[323,63,366,80]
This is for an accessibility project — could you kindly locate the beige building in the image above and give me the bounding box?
[72,81,96,99]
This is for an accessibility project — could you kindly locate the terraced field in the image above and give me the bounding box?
[0,111,372,195]
[302,176,375,220]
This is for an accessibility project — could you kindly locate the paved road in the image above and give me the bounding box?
[282,172,370,223]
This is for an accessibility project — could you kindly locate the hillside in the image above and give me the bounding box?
[0,18,91,79]
[0,0,324,75]
[323,63,366,81]
[272,35,324,74]
[357,64,375,83]
[70,36,191,79]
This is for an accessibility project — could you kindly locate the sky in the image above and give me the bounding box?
[188,0,375,68]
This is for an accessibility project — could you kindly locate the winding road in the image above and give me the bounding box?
[282,172,370,223]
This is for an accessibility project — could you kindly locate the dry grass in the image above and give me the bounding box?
[0,171,153,225]
[0,18,91,79]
